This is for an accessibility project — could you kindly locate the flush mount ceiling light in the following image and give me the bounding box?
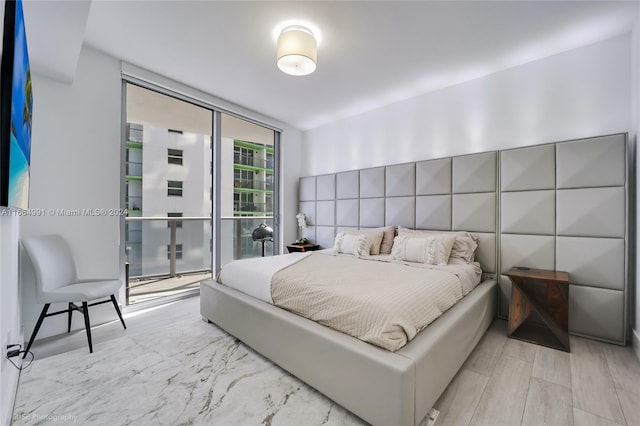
[276,25,317,76]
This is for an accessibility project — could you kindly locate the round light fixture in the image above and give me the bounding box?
[276,25,317,76]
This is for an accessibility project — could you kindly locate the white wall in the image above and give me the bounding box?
[303,35,631,175]
[21,46,122,339]
[0,214,21,426]
[632,5,640,359]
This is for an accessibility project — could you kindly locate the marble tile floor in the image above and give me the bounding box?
[12,295,640,426]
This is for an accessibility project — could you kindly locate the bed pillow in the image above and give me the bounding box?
[333,232,371,257]
[397,227,478,263]
[344,229,384,255]
[391,234,456,265]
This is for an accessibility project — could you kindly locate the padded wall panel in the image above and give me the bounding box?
[474,233,496,275]
[500,234,555,273]
[415,195,451,230]
[501,144,555,191]
[569,285,624,342]
[315,226,336,250]
[501,190,555,235]
[360,167,385,198]
[299,201,316,226]
[315,201,335,226]
[385,197,415,228]
[299,177,316,201]
[556,187,625,238]
[416,158,451,195]
[302,226,316,243]
[452,193,496,233]
[452,152,496,194]
[337,171,359,199]
[316,174,336,201]
[556,134,626,189]
[336,200,359,227]
[386,163,415,197]
[556,237,624,291]
[360,198,385,228]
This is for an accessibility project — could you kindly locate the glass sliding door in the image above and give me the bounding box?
[124,83,213,305]
[217,113,279,270]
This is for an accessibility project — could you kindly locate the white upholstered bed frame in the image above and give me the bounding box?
[200,133,629,425]
[202,150,500,425]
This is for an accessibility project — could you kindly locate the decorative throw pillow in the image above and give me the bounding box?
[397,227,478,263]
[333,232,371,257]
[376,225,397,254]
[391,234,456,265]
[344,229,384,255]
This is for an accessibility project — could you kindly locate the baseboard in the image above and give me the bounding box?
[632,328,640,361]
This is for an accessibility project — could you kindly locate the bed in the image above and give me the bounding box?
[201,228,497,426]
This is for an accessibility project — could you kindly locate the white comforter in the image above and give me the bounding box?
[218,251,481,303]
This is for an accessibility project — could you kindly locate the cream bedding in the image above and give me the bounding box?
[271,253,477,352]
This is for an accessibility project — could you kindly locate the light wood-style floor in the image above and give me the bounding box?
[27,296,640,426]
[433,320,640,426]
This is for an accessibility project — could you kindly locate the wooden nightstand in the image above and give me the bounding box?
[506,267,570,352]
[286,243,320,253]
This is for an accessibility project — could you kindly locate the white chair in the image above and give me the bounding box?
[22,234,126,355]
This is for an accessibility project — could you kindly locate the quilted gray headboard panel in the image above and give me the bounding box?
[298,133,628,345]
[298,153,498,275]
[499,134,628,344]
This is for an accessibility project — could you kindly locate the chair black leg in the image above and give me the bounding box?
[81,302,93,353]
[67,302,73,332]
[24,304,50,358]
[110,294,127,330]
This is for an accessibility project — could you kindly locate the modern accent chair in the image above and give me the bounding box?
[22,234,126,356]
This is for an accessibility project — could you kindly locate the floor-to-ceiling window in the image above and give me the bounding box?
[122,83,280,306]
[219,113,278,266]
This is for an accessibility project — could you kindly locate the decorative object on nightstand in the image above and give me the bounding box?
[295,212,307,243]
[506,267,570,352]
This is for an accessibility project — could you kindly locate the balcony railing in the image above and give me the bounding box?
[126,195,142,211]
[234,154,273,170]
[126,161,143,176]
[127,126,143,143]
[234,178,273,191]
[124,216,275,304]
[233,201,272,214]
[219,216,275,267]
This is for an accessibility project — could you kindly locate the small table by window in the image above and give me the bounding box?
[506,267,570,352]
[286,243,320,253]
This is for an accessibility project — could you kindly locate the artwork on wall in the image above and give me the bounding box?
[0,0,33,209]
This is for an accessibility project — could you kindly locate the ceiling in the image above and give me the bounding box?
[22,1,640,131]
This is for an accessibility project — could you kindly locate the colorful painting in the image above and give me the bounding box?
[1,0,32,208]
[8,0,32,208]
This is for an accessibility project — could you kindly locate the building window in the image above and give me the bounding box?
[168,148,183,165]
[167,212,183,228]
[167,180,183,196]
[167,244,183,260]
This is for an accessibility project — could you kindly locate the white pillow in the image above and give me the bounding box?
[333,232,371,257]
[391,234,456,265]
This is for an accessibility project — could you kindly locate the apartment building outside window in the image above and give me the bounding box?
[167,180,183,196]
